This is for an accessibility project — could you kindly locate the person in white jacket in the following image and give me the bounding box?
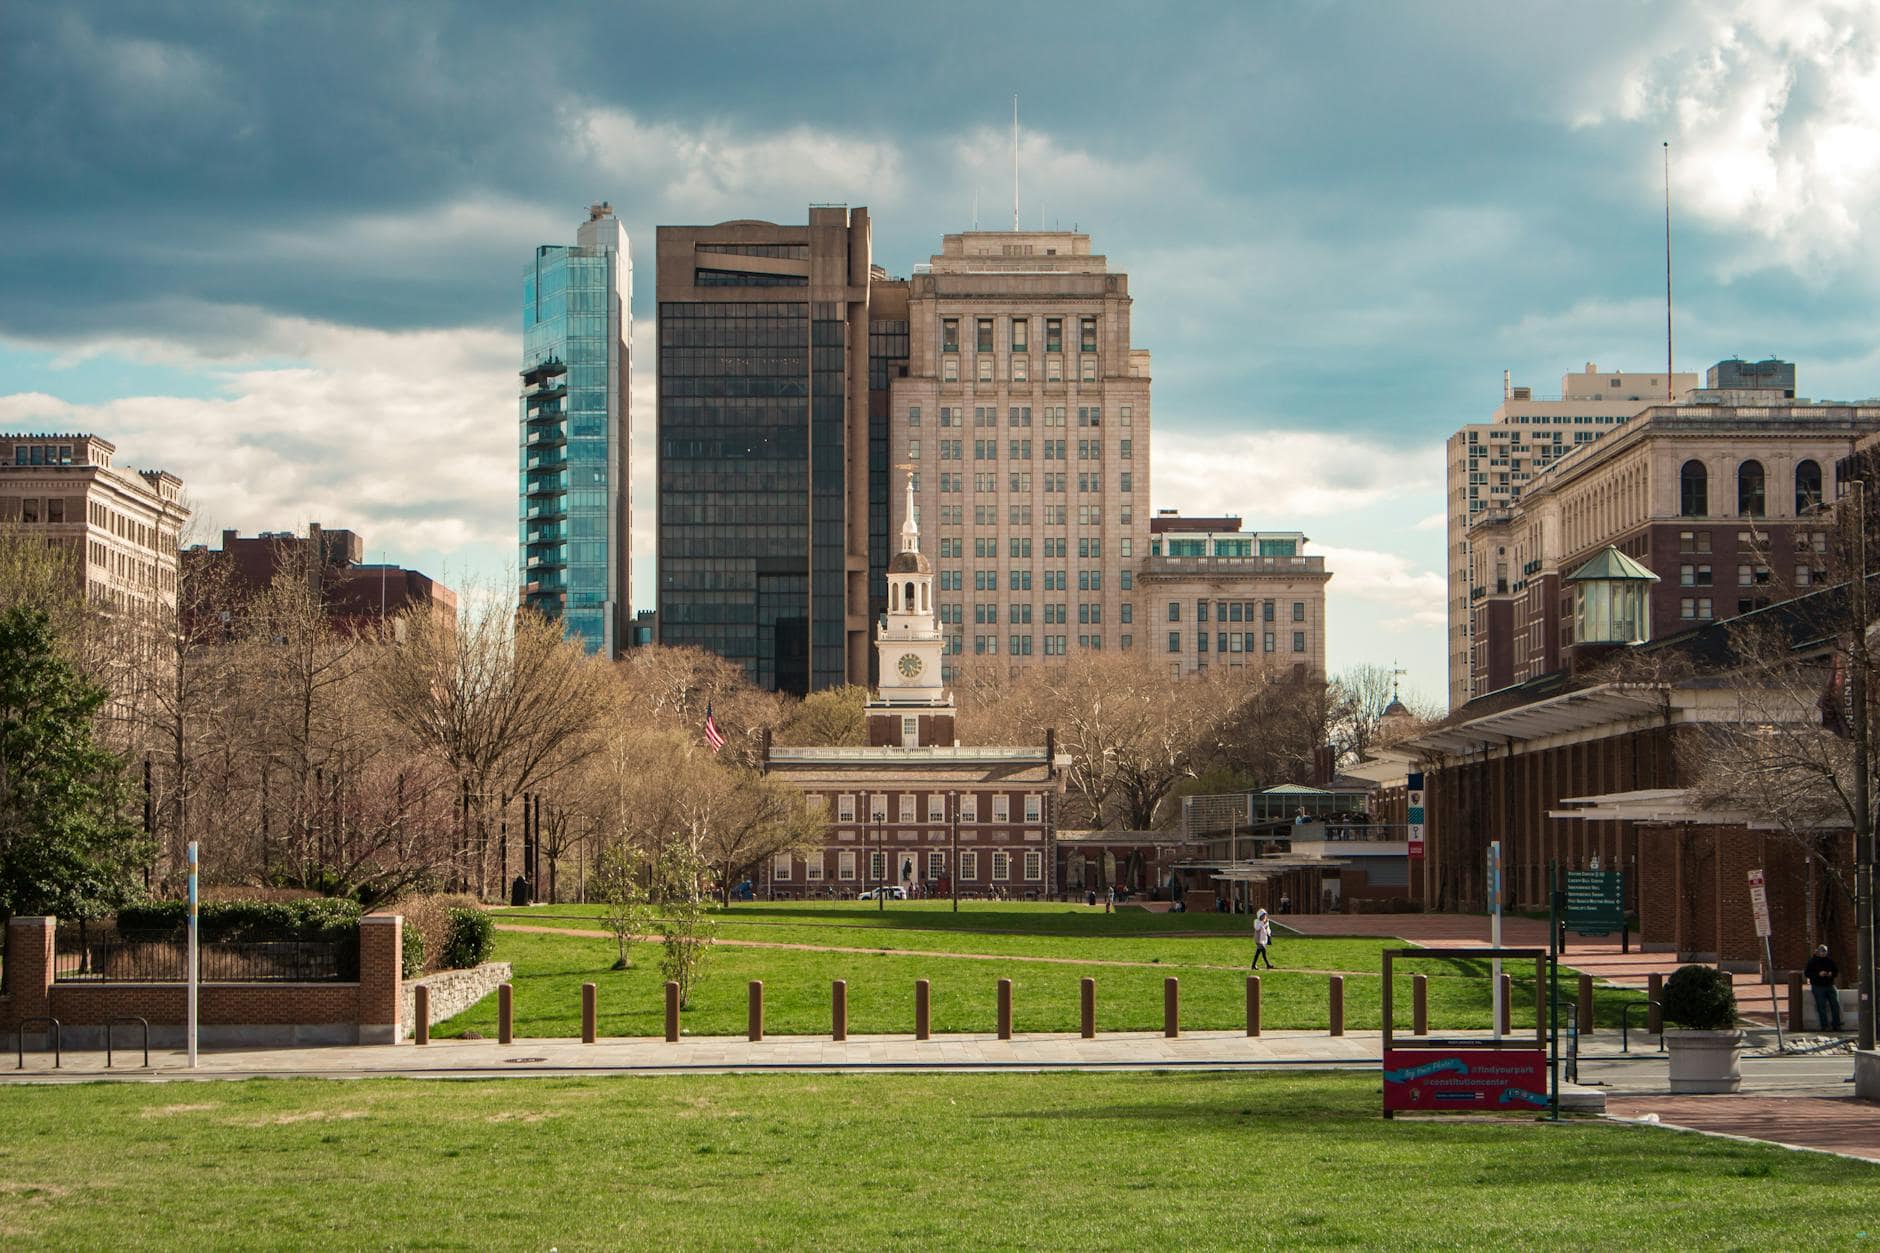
[1252,908,1274,969]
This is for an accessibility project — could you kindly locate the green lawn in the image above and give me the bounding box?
[439,928,1639,1039]
[0,1073,1867,1248]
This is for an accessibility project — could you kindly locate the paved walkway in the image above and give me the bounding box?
[0,1029,1386,1083]
[1607,1095,1880,1164]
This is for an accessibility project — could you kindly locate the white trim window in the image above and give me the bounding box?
[960,850,979,880]
[1023,794,1042,823]
[992,851,1011,881]
[927,850,946,879]
[838,850,857,881]
[898,793,916,823]
[869,851,887,882]
[837,794,856,822]
[960,794,979,822]
[992,794,1011,822]
[805,855,825,882]
[928,794,946,822]
[1024,850,1043,881]
[772,853,792,881]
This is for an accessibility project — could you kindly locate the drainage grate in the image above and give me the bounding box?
[504,1056,548,1064]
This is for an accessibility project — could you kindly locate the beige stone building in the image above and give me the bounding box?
[1465,375,1877,694]
[889,230,1150,680]
[1445,363,1698,708]
[1139,512,1329,678]
[0,432,188,618]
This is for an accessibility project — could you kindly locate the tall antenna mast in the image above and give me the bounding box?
[1664,141,1674,400]
[1012,94,1020,231]
[973,189,979,231]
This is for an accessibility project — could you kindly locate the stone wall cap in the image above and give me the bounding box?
[8,916,55,925]
[359,915,403,925]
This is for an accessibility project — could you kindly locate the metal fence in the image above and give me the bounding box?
[52,928,348,983]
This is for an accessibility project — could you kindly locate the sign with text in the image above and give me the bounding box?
[1565,870,1625,936]
[1406,772,1425,862]
[1747,869,1772,939]
[1383,1048,1547,1113]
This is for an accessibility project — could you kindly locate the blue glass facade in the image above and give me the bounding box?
[520,211,630,655]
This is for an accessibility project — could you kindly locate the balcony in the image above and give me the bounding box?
[524,551,565,571]
[525,525,565,547]
[1137,554,1326,578]
[525,424,567,450]
[525,450,567,473]
[525,502,566,523]
[523,382,568,413]
[525,473,566,498]
[521,358,566,386]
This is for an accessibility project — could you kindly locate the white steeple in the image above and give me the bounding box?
[877,470,943,705]
[900,473,920,555]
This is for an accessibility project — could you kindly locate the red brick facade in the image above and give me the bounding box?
[2,914,404,1047]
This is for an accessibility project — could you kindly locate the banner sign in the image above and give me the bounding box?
[1747,869,1772,939]
[1406,771,1425,862]
[1383,1048,1547,1112]
[1565,870,1624,936]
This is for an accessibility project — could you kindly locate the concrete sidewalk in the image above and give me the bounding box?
[0,1029,1383,1082]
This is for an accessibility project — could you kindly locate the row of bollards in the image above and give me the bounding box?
[422,972,1602,1045]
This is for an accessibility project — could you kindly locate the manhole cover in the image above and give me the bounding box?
[504,1056,548,1064]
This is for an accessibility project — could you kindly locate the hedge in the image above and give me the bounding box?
[116,899,363,943]
[440,908,494,970]
[401,925,426,979]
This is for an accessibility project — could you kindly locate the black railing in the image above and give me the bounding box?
[53,928,349,983]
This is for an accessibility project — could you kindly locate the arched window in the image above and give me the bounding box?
[1796,459,1823,514]
[1737,460,1765,517]
[1680,460,1708,517]
[903,581,915,612]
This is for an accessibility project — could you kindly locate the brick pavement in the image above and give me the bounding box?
[1607,1095,1880,1164]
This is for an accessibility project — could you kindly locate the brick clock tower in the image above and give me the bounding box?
[867,475,956,748]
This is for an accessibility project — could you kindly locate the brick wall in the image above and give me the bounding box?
[3,914,404,1047]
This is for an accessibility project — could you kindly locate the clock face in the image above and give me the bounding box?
[897,653,923,679]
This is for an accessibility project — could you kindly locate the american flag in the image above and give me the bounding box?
[703,702,727,753]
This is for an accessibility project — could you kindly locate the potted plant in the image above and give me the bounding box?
[1661,964,1743,1094]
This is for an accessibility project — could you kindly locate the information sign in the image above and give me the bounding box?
[1747,869,1772,939]
[1564,870,1624,935]
[1406,771,1425,862]
[1382,1048,1547,1112]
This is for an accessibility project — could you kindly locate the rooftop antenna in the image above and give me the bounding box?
[973,189,979,231]
[1664,141,1674,400]
[1012,94,1020,231]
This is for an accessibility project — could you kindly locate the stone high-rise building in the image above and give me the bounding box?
[0,432,187,618]
[520,203,633,657]
[890,230,1150,681]
[1445,363,1697,708]
[1140,512,1329,679]
[655,207,884,694]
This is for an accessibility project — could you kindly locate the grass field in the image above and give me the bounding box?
[447,902,1641,1039]
[0,1072,1867,1248]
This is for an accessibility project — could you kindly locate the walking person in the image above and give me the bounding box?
[1804,944,1844,1031]
[1251,908,1275,969]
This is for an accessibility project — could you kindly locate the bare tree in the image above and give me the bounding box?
[617,644,786,769]
[775,685,868,747]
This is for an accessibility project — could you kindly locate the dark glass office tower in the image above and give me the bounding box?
[656,207,876,694]
[520,204,632,655]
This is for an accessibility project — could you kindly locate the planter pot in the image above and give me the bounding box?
[1666,1029,1744,1094]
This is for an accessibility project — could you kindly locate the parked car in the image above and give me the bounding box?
[857,886,908,901]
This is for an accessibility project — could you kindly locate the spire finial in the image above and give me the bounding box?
[899,465,918,552]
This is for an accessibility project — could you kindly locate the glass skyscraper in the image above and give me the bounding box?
[655,207,880,695]
[521,204,631,656]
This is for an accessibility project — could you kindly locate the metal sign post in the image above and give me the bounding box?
[1747,869,1783,1050]
[186,841,200,1069]
[1489,841,1503,1042]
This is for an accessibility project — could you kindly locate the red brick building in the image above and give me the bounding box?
[184,523,456,635]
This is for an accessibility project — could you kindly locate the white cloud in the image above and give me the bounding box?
[0,311,518,561]
[1317,545,1447,631]
[1575,1,1880,275]
[1150,428,1441,522]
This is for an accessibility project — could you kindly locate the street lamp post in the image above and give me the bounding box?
[875,795,886,913]
[950,790,960,913]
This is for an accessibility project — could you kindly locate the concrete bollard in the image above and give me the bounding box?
[915,979,931,1041]
[1788,972,1805,1033]
[414,984,431,1046]
[1080,977,1096,1039]
[1246,975,1261,1037]
[833,980,848,1042]
[1577,973,1594,1035]
[997,978,1013,1040]
[581,982,597,1044]
[748,980,764,1042]
[1647,972,1663,1034]
[1498,973,1512,1035]
[1329,975,1344,1037]
[1164,976,1180,1039]
[664,980,681,1042]
[1412,974,1428,1036]
[498,982,514,1045]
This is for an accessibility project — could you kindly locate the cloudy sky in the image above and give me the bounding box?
[5,1,1880,704]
